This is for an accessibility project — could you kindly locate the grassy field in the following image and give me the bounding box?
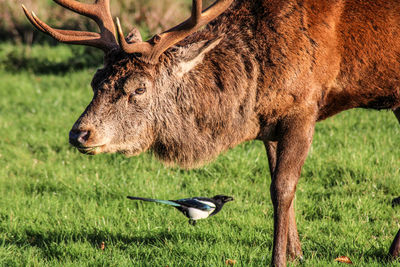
[0,44,399,266]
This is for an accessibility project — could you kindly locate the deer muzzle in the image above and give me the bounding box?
[69,128,104,155]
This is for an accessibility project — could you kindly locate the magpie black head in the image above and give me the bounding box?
[212,195,234,203]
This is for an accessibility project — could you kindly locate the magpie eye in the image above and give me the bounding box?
[135,87,146,94]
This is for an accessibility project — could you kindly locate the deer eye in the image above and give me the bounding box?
[127,87,146,103]
[135,87,146,95]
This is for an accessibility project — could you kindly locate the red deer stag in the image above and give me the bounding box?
[22,0,400,266]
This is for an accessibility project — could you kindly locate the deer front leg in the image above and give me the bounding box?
[390,108,400,259]
[389,229,400,258]
[394,108,400,123]
[265,141,303,261]
[269,115,315,267]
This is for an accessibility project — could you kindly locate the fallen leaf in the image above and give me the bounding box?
[100,241,105,250]
[225,259,237,266]
[334,256,353,264]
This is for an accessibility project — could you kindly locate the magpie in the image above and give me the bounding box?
[127,195,234,225]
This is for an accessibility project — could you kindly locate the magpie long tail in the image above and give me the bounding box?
[127,196,181,207]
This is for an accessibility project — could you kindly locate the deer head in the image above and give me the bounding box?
[22,0,234,162]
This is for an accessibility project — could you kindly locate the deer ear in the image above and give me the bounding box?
[174,37,223,76]
[126,28,143,43]
[181,37,223,61]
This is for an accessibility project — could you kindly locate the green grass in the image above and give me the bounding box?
[0,46,400,266]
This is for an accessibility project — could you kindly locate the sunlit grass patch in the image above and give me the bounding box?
[0,57,399,266]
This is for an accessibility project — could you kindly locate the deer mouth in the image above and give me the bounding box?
[77,145,103,155]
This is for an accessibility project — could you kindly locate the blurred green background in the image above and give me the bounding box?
[0,0,213,72]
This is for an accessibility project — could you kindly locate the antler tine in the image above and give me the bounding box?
[32,12,114,49]
[53,0,93,17]
[22,5,45,33]
[191,0,202,24]
[53,0,116,42]
[22,0,117,52]
[23,4,98,37]
[117,0,233,64]
[116,18,151,58]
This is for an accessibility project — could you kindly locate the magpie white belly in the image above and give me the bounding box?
[187,207,215,220]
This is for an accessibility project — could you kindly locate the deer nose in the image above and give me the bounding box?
[69,129,91,147]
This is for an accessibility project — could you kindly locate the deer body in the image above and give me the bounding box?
[151,0,400,165]
[23,0,400,266]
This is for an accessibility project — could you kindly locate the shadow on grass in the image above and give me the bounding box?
[3,226,396,264]
[5,58,93,75]
[3,227,221,260]
[3,55,101,75]
[364,248,393,262]
[1,45,103,74]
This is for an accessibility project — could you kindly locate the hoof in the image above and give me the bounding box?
[389,229,400,259]
[392,197,400,208]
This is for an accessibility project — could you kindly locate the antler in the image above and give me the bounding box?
[116,0,233,64]
[22,0,117,52]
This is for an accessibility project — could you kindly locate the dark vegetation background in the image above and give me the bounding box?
[0,0,212,72]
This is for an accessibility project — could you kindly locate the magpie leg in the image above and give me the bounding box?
[189,219,197,226]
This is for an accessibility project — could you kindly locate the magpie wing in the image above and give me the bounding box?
[174,198,215,211]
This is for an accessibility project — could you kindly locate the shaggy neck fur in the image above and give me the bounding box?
[149,1,262,168]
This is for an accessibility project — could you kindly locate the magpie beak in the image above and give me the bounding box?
[127,194,234,225]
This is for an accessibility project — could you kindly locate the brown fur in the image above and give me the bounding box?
[390,229,400,258]
[46,0,400,266]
